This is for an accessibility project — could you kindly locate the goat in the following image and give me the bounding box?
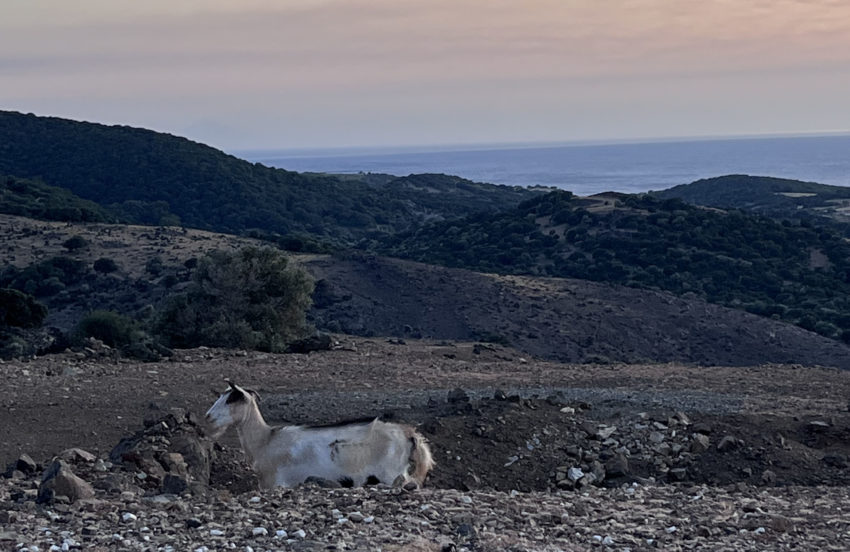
[204,380,435,489]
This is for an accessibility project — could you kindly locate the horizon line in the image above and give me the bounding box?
[232,129,850,158]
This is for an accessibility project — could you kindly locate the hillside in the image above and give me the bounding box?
[0,174,116,223]
[653,174,850,228]
[0,111,538,243]
[377,191,850,343]
[3,214,850,369]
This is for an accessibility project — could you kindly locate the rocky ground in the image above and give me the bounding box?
[2,337,850,550]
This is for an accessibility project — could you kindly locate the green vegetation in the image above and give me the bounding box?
[62,235,88,251]
[378,191,850,342]
[74,310,140,348]
[93,258,119,274]
[652,175,850,232]
[1,256,89,297]
[154,247,314,352]
[0,175,115,223]
[0,288,47,328]
[0,111,538,243]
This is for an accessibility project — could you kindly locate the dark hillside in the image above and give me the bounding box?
[378,191,850,343]
[0,174,115,223]
[653,175,850,229]
[0,111,537,242]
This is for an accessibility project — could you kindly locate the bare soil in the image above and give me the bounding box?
[3,338,850,549]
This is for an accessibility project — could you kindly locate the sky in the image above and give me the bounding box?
[2,0,850,151]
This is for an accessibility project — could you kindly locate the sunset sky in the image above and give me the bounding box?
[3,0,850,150]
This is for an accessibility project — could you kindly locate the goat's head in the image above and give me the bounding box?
[204,380,260,439]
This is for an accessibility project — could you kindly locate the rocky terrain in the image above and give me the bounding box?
[2,337,850,550]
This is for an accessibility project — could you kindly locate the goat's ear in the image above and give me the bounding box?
[246,388,262,403]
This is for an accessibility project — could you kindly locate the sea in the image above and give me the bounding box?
[237,134,850,197]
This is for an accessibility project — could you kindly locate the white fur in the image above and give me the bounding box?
[205,382,434,489]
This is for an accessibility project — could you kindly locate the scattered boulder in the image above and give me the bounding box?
[108,411,212,492]
[690,434,711,454]
[4,453,38,478]
[59,448,97,463]
[38,460,94,503]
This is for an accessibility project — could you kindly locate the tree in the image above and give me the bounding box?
[154,247,314,352]
[0,288,47,328]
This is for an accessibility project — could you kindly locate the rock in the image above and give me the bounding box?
[589,460,606,482]
[822,454,849,469]
[605,453,630,477]
[59,448,98,463]
[691,433,711,453]
[6,453,38,477]
[348,511,365,522]
[596,426,617,440]
[161,474,189,494]
[302,476,342,488]
[39,460,95,503]
[567,467,584,482]
[716,435,739,452]
[447,388,470,403]
[761,469,777,484]
[493,389,507,401]
[649,431,665,444]
[667,468,687,481]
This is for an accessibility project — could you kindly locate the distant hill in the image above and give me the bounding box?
[652,175,850,229]
[0,111,538,243]
[378,190,850,343]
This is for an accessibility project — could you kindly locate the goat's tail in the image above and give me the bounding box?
[404,426,435,487]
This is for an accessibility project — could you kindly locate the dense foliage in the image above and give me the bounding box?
[652,175,850,232]
[154,247,314,352]
[379,191,850,342]
[0,111,538,242]
[1,256,89,297]
[0,175,115,223]
[0,288,47,328]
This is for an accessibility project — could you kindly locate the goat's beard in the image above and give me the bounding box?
[205,424,228,440]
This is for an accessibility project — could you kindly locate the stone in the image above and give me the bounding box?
[161,474,189,495]
[567,467,584,482]
[447,388,470,403]
[761,469,777,484]
[59,448,97,463]
[822,454,848,469]
[691,433,711,453]
[649,431,665,444]
[12,454,38,476]
[605,453,630,477]
[39,460,95,503]
[596,426,617,440]
[667,468,687,481]
[716,435,739,452]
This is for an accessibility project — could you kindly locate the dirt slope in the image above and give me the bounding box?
[305,253,850,369]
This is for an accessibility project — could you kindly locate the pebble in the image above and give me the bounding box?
[121,512,137,523]
[251,527,268,536]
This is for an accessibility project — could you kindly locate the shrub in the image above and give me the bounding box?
[154,247,314,352]
[93,257,119,274]
[62,235,88,250]
[0,288,48,328]
[74,310,139,348]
